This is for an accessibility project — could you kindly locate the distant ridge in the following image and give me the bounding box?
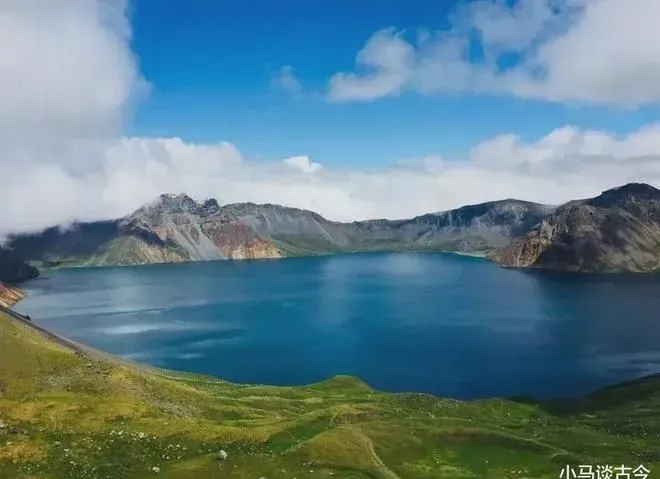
[4,182,660,274]
[5,196,551,270]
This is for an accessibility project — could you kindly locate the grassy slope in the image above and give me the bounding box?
[1,311,659,479]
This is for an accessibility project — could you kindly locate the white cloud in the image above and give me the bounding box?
[271,65,302,93]
[0,0,142,144]
[3,126,660,236]
[284,156,322,174]
[1,0,660,238]
[328,0,660,106]
[328,28,414,102]
[0,0,143,234]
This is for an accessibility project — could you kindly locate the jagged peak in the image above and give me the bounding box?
[202,198,219,207]
[158,193,197,213]
[127,193,224,218]
[158,192,195,203]
[198,197,221,215]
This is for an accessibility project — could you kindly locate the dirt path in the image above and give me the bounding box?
[354,428,401,479]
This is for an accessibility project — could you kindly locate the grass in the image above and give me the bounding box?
[1,310,659,479]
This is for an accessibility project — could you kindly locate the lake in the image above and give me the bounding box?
[16,252,660,400]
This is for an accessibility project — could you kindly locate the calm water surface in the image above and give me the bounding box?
[17,253,660,400]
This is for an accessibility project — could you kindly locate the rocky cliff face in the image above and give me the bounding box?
[210,198,552,256]
[397,199,554,253]
[0,282,24,308]
[492,183,660,272]
[7,194,289,267]
[6,194,551,269]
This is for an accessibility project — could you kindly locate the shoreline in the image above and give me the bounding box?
[3,298,658,403]
[2,303,658,478]
[27,247,493,274]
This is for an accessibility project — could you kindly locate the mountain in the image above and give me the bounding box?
[6,194,552,268]
[392,199,555,253]
[0,248,39,283]
[11,184,660,274]
[493,183,660,273]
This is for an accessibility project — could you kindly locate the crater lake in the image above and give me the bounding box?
[16,252,660,400]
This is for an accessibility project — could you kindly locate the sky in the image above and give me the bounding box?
[2,0,660,235]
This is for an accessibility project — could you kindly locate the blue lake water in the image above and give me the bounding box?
[16,252,660,400]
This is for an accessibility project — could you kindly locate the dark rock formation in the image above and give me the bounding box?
[492,183,660,273]
[0,248,39,284]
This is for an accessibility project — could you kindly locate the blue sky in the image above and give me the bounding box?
[3,0,660,233]
[127,0,659,166]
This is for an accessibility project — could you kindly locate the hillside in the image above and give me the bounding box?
[1,306,659,478]
[493,183,660,273]
[0,248,39,283]
[6,195,551,269]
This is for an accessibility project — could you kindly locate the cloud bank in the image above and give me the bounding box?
[1,0,660,237]
[329,0,660,106]
[4,127,660,236]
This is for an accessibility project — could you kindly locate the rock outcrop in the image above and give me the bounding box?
[492,183,660,273]
[0,282,25,308]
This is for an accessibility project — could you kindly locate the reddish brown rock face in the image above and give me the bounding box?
[202,223,283,259]
[229,238,284,259]
[0,282,25,308]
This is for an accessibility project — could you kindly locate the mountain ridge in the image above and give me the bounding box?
[3,182,659,275]
[5,195,552,269]
[492,183,660,272]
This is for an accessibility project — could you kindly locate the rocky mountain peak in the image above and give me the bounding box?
[199,198,220,216]
[156,193,199,214]
[588,183,660,208]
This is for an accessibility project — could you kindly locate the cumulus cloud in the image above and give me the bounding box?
[0,0,143,233]
[1,0,660,238]
[270,65,303,93]
[0,0,142,144]
[328,29,414,102]
[328,0,660,106]
[283,156,322,174]
[4,126,660,236]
